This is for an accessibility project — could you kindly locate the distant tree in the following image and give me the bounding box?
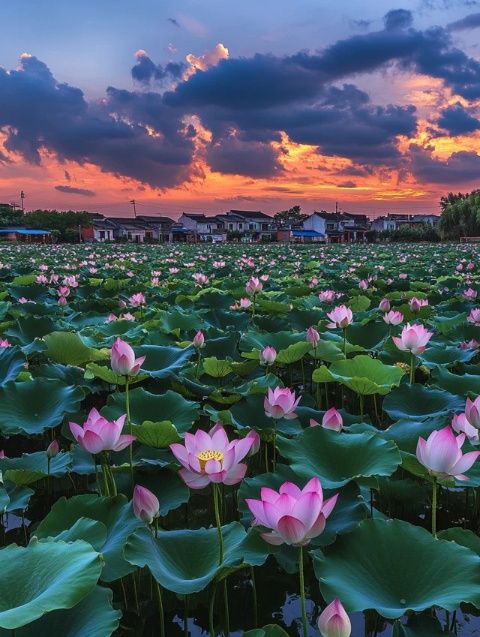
[25,210,93,242]
[381,224,440,242]
[440,192,469,212]
[0,204,24,227]
[274,205,308,227]
[439,190,480,238]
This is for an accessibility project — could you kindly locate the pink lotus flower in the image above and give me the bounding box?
[245,477,338,546]
[409,297,428,313]
[129,292,146,307]
[111,338,145,376]
[240,297,252,309]
[318,599,351,637]
[0,339,11,348]
[264,387,300,420]
[170,424,254,489]
[306,326,320,348]
[192,272,209,286]
[46,440,59,458]
[460,339,480,350]
[379,298,391,312]
[383,310,403,326]
[58,286,70,297]
[319,290,336,303]
[416,426,480,481]
[358,279,368,290]
[466,395,480,429]
[452,413,479,443]
[467,308,480,326]
[58,296,67,307]
[463,288,477,300]
[69,408,135,454]
[193,331,205,349]
[245,277,263,295]
[326,305,353,329]
[133,485,159,524]
[245,430,261,456]
[322,407,343,431]
[260,346,277,366]
[392,323,432,355]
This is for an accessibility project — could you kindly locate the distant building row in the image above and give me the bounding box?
[83,210,440,244]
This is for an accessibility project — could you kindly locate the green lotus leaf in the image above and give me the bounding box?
[345,321,389,350]
[135,344,194,378]
[131,468,189,515]
[418,344,476,367]
[0,379,84,435]
[275,341,312,364]
[312,518,480,619]
[125,522,272,594]
[240,330,305,353]
[229,394,302,435]
[431,366,480,397]
[0,482,33,513]
[0,347,25,386]
[35,494,144,582]
[243,625,289,637]
[0,538,102,629]
[438,527,480,554]
[0,586,121,637]
[131,420,181,447]
[102,388,199,434]
[383,384,464,420]
[393,615,455,636]
[312,355,405,395]
[277,426,402,488]
[5,317,58,345]
[202,356,233,377]
[346,294,371,312]
[43,331,108,366]
[83,362,147,386]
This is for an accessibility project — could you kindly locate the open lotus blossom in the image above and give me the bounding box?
[378,298,390,312]
[466,395,480,429]
[416,426,480,481]
[264,386,300,419]
[170,424,255,489]
[0,339,11,347]
[409,297,428,312]
[467,308,480,326]
[326,305,353,329]
[451,413,479,443]
[460,339,480,350]
[318,599,351,637]
[383,310,403,325]
[245,477,338,546]
[133,485,160,524]
[111,337,145,376]
[392,323,433,355]
[319,290,336,303]
[245,276,263,295]
[260,345,277,365]
[306,326,320,347]
[129,292,146,307]
[463,288,477,300]
[240,297,252,309]
[70,408,135,454]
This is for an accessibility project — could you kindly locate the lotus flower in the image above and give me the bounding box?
[416,426,480,481]
[306,326,320,347]
[460,339,479,350]
[467,308,480,326]
[245,477,338,546]
[392,323,432,355]
[193,331,205,349]
[133,485,159,524]
[318,599,351,637]
[378,298,391,312]
[264,387,300,420]
[321,407,343,431]
[46,440,59,458]
[245,277,263,295]
[383,310,403,325]
[170,424,255,489]
[129,292,146,307]
[409,297,428,312]
[69,408,135,454]
[245,430,261,456]
[260,346,277,366]
[466,395,480,429]
[452,413,479,443]
[326,305,353,329]
[0,339,11,348]
[111,337,145,376]
[319,290,336,303]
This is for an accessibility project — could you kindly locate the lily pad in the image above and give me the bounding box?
[313,355,404,395]
[383,384,464,420]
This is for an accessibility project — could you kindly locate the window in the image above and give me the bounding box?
[99,230,105,239]
[249,223,254,230]
[239,223,243,230]
[326,223,335,230]
[229,223,233,230]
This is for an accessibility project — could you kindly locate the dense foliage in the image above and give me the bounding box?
[0,241,480,636]
[439,190,480,239]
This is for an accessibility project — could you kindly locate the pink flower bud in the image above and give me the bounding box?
[46,440,59,458]
[318,599,351,637]
[260,346,277,366]
[133,485,160,524]
[321,407,343,431]
[111,338,145,376]
[193,331,205,349]
[306,326,320,348]
[378,298,390,312]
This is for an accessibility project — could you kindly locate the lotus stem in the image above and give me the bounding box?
[125,377,134,490]
[432,478,438,538]
[298,545,308,637]
[343,328,347,358]
[184,595,189,637]
[212,484,224,563]
[223,579,230,636]
[359,394,364,421]
[195,351,202,379]
[102,464,110,496]
[155,581,166,637]
[410,353,415,385]
[208,582,217,637]
[250,565,258,628]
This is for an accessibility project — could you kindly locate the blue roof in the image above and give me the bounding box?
[0,227,51,235]
[293,230,325,238]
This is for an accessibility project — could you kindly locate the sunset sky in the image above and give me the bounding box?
[1,0,480,218]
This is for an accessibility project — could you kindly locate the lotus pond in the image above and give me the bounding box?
[1,241,480,637]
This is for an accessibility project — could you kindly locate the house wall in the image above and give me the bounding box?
[303,215,327,234]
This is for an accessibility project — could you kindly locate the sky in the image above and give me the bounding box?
[1,0,480,218]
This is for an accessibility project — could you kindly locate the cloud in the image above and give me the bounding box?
[54,185,96,196]
[410,145,480,183]
[448,11,480,30]
[168,17,180,27]
[437,103,480,134]
[184,43,229,78]
[338,180,357,188]
[384,9,414,30]
[132,50,185,85]
[206,134,282,177]
[0,55,195,189]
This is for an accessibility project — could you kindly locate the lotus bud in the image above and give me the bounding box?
[318,599,351,637]
[260,346,277,366]
[322,407,343,431]
[133,485,160,524]
[378,298,390,312]
[193,331,205,349]
[46,440,59,458]
[306,326,320,348]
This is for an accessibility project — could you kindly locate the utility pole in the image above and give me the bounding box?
[20,190,25,212]
[335,201,338,214]
[130,199,137,218]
